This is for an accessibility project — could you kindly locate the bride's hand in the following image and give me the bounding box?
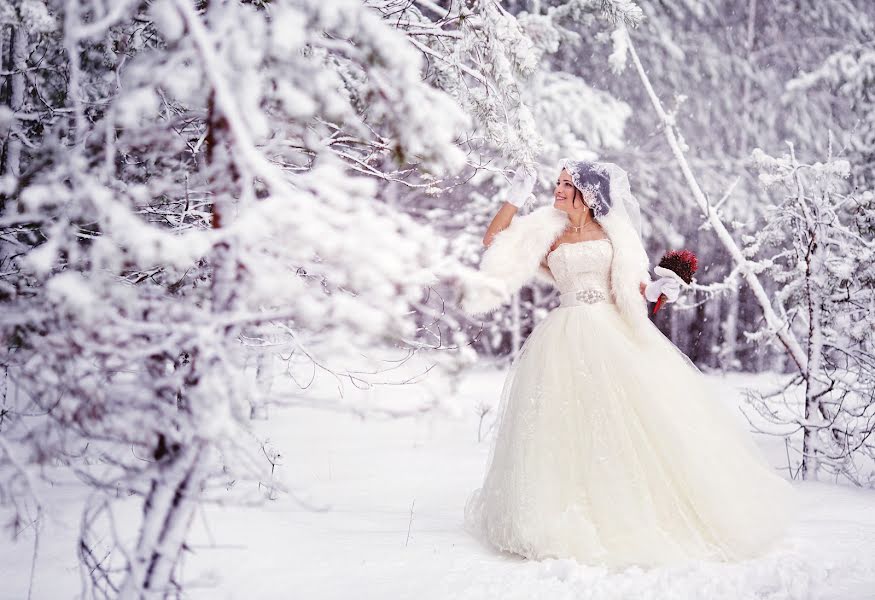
[483,165,536,246]
[639,282,647,297]
[644,277,681,303]
[505,165,537,207]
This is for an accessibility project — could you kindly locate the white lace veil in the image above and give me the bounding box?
[556,159,643,241]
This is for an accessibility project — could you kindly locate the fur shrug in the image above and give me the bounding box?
[460,205,653,334]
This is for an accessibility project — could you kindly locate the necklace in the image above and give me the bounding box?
[566,220,596,234]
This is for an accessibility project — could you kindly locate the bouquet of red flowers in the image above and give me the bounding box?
[644,250,698,315]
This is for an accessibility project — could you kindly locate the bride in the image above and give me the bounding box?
[460,159,797,569]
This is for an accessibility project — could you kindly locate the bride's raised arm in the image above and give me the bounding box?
[483,202,520,247]
[482,166,536,247]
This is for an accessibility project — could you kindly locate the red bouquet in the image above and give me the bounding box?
[645,250,698,315]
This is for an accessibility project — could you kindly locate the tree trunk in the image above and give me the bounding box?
[3,23,26,178]
[720,287,739,370]
[118,443,207,599]
[252,350,272,420]
[118,52,244,596]
[800,213,825,480]
[704,292,722,369]
[669,303,682,347]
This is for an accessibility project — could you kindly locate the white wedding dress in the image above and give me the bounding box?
[464,238,797,569]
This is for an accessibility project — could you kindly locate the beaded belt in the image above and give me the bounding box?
[559,288,612,307]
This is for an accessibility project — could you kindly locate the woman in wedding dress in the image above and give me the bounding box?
[461,160,797,569]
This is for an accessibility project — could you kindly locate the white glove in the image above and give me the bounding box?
[505,166,537,207]
[644,276,682,304]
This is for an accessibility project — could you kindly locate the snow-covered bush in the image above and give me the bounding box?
[743,147,875,486]
[0,0,482,594]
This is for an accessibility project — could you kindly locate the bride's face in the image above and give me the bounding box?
[553,169,590,218]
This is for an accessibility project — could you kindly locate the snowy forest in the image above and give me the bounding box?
[1,0,874,598]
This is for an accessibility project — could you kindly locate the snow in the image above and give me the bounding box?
[609,27,630,74]
[149,0,185,42]
[3,369,875,600]
[19,0,56,33]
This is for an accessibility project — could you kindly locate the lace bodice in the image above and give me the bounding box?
[546,239,613,296]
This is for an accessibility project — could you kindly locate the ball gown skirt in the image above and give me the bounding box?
[464,239,797,569]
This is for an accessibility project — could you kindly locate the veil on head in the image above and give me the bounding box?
[556,158,643,240]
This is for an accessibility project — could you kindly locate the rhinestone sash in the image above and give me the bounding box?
[558,288,612,307]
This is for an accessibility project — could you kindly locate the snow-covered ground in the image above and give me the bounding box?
[4,367,875,599]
